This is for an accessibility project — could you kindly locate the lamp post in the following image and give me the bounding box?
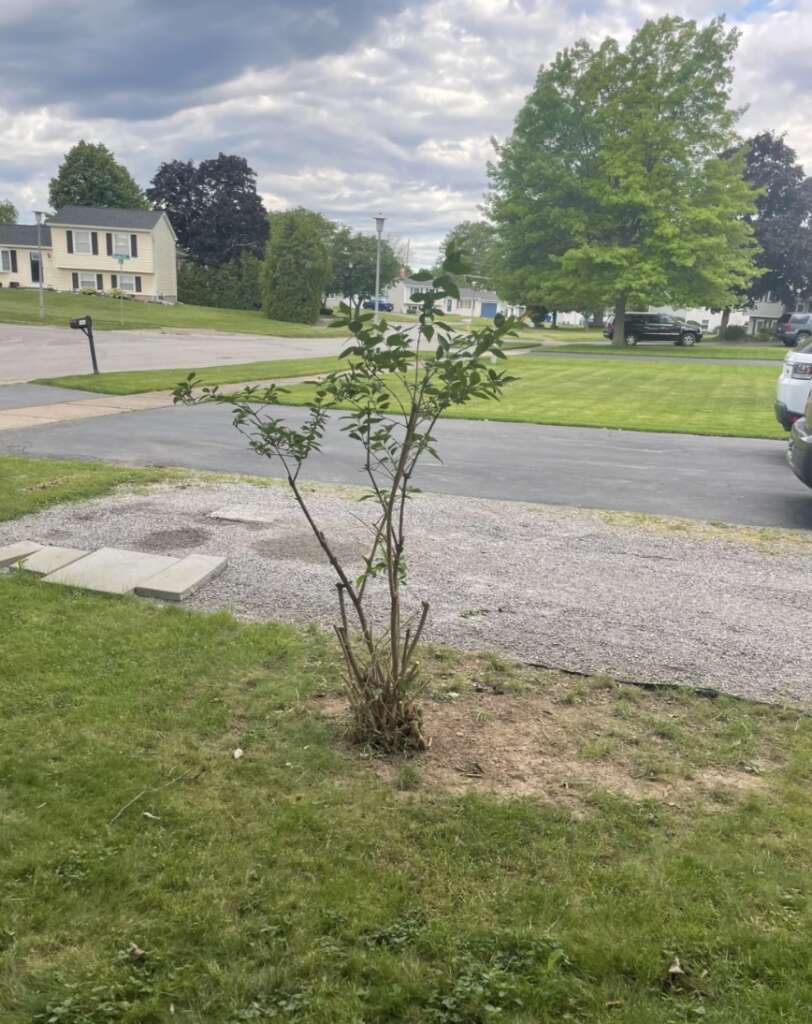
[374,213,386,322]
[34,211,46,321]
[343,253,354,316]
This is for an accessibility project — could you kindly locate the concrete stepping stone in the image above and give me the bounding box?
[44,547,180,595]
[0,540,42,567]
[135,554,227,602]
[22,546,88,576]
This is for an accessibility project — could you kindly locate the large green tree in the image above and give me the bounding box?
[329,227,400,313]
[262,208,332,324]
[0,200,16,224]
[740,131,812,308]
[440,220,497,286]
[489,16,758,345]
[49,141,147,210]
[147,154,269,266]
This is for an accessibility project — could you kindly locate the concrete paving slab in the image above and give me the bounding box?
[11,401,126,422]
[44,547,179,594]
[21,545,88,575]
[0,411,61,430]
[135,554,227,602]
[0,540,42,567]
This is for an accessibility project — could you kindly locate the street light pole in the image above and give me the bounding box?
[34,210,46,321]
[374,213,386,323]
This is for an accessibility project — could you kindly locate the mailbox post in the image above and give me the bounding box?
[69,315,99,374]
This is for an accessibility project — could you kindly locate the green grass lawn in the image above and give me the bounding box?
[278,356,786,439]
[4,456,810,1015]
[3,455,812,1021]
[0,455,185,521]
[540,342,786,360]
[36,356,348,396]
[0,288,346,337]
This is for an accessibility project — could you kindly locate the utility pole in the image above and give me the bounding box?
[374,213,386,323]
[34,210,46,321]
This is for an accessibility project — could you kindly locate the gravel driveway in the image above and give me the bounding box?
[3,480,811,706]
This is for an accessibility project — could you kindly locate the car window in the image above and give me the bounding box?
[791,314,810,324]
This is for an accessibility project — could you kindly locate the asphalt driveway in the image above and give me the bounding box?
[2,398,811,529]
[0,323,347,383]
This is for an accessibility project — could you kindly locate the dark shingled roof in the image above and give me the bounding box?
[48,206,164,230]
[0,224,52,247]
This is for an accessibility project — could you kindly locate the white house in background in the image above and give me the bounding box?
[0,205,178,303]
[384,277,522,318]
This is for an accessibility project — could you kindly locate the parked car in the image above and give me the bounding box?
[775,312,812,348]
[603,312,703,346]
[788,388,812,488]
[362,298,394,312]
[775,339,812,429]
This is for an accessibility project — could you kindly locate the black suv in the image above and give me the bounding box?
[603,312,703,346]
[775,312,812,348]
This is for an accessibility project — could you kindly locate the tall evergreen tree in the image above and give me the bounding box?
[0,200,17,224]
[489,17,758,344]
[148,153,268,266]
[49,141,147,210]
[263,208,331,324]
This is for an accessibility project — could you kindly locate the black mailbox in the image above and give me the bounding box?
[68,314,99,374]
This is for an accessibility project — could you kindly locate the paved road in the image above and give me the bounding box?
[0,323,348,383]
[2,398,810,529]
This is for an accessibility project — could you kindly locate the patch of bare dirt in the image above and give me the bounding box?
[316,689,766,808]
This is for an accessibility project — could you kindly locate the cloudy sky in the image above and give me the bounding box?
[1,0,809,265]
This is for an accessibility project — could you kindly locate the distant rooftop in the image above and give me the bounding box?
[48,205,164,230]
[0,223,52,247]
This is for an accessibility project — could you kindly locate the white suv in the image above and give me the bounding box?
[775,340,812,429]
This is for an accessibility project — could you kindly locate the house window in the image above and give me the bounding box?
[113,233,130,256]
[118,273,135,292]
[74,230,92,255]
[79,272,98,289]
[459,298,473,310]
[0,250,10,272]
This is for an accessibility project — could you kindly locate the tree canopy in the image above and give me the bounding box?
[262,207,331,323]
[738,132,812,307]
[440,221,497,286]
[488,16,758,343]
[49,141,147,210]
[0,200,17,225]
[147,153,269,266]
[329,227,400,311]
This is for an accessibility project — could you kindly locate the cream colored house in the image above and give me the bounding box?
[0,205,178,302]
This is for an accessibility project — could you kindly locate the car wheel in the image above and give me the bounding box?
[626,333,638,346]
[798,332,811,346]
[682,332,697,347]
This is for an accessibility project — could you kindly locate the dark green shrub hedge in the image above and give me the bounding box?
[178,253,261,310]
[720,324,748,341]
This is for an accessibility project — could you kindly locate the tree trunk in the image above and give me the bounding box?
[592,308,604,328]
[612,295,626,346]
[720,307,731,334]
[551,309,558,328]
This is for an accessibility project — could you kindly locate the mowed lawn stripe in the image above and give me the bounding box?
[35,356,347,395]
[277,356,785,439]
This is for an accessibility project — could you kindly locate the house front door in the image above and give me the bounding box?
[30,252,41,284]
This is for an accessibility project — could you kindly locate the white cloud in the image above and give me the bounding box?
[1,0,810,266]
